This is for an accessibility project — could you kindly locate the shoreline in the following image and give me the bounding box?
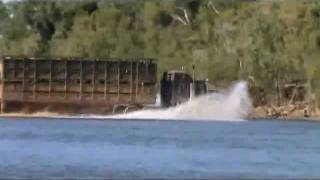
[251,105,320,121]
[0,112,319,122]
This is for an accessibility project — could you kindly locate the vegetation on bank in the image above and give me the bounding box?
[0,0,320,107]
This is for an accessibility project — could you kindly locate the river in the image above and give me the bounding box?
[0,118,319,179]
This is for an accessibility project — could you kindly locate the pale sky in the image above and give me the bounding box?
[1,0,20,3]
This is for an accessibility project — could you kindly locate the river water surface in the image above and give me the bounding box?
[0,118,319,179]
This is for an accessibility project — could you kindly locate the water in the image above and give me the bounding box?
[109,81,252,121]
[0,118,320,179]
[0,82,318,179]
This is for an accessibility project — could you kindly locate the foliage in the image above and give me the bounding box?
[1,0,320,104]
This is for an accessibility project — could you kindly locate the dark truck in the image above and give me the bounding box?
[160,70,207,107]
[0,56,207,114]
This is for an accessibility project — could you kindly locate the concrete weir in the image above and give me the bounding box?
[0,56,157,114]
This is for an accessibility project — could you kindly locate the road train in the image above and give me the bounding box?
[0,56,208,114]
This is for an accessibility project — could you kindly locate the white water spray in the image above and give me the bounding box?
[111,81,252,121]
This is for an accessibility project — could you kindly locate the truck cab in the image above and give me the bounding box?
[160,71,207,107]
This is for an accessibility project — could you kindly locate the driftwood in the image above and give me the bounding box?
[266,103,311,118]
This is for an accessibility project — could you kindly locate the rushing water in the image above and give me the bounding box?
[0,118,319,179]
[111,81,252,121]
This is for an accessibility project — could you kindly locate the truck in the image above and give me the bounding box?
[0,56,208,115]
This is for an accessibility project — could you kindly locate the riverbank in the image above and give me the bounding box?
[0,112,67,119]
[0,109,320,121]
[251,105,320,121]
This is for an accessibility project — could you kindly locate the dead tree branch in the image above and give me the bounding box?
[170,7,190,25]
[208,1,220,15]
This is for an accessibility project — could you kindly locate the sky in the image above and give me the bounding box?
[1,0,19,3]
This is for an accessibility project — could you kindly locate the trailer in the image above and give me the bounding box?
[0,56,208,115]
[0,56,157,114]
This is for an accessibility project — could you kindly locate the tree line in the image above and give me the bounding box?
[0,0,320,106]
